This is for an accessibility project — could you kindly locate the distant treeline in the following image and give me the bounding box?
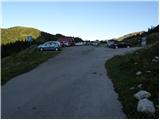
[147,25,159,35]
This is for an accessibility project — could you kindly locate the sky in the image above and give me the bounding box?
[1,1,159,40]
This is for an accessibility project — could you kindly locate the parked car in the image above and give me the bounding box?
[37,41,60,51]
[84,41,91,46]
[107,39,118,47]
[92,41,100,46]
[58,37,75,47]
[63,41,70,47]
[109,42,131,49]
[52,41,62,47]
[75,42,84,46]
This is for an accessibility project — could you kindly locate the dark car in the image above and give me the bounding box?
[58,37,75,47]
[109,42,131,49]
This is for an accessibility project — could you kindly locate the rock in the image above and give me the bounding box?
[136,71,142,76]
[134,62,138,65]
[146,70,151,73]
[155,56,159,59]
[137,98,155,114]
[152,58,157,62]
[137,84,142,88]
[130,87,135,90]
[134,90,151,100]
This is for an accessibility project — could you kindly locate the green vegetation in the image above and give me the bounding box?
[116,31,146,47]
[115,25,159,47]
[1,26,64,58]
[146,32,159,44]
[1,26,83,45]
[1,46,61,85]
[1,26,41,44]
[105,43,159,118]
[116,31,145,41]
[1,26,84,58]
[1,26,62,45]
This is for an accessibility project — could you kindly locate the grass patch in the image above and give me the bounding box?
[1,46,61,85]
[105,43,159,119]
[146,32,159,45]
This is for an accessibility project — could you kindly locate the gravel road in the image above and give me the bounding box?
[2,46,139,118]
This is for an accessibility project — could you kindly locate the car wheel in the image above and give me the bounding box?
[40,48,43,51]
[55,48,58,51]
[115,46,118,49]
[127,46,130,48]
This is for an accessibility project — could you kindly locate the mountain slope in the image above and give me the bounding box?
[116,31,145,41]
[114,25,159,46]
[1,26,41,44]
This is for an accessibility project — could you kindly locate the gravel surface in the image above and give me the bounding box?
[2,46,139,118]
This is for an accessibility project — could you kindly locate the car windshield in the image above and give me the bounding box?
[43,43,48,46]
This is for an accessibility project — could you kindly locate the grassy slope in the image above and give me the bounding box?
[1,26,65,45]
[147,32,159,44]
[1,46,61,85]
[1,26,66,85]
[115,25,159,47]
[105,33,159,118]
[116,31,144,41]
[113,31,145,47]
[1,26,41,44]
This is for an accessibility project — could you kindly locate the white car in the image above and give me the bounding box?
[75,42,84,46]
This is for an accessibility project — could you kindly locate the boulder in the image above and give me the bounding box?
[134,90,151,100]
[137,98,155,114]
[136,71,142,76]
[137,84,142,88]
[129,87,135,90]
[146,70,151,73]
[155,56,159,59]
[152,58,158,62]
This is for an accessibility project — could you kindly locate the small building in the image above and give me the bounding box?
[58,37,75,47]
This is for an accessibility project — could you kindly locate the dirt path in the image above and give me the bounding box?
[2,46,139,118]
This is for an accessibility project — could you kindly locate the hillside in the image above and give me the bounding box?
[1,26,41,44]
[115,25,159,46]
[1,26,83,45]
[116,31,145,41]
[1,26,84,58]
[1,26,68,45]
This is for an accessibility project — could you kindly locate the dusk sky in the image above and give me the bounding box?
[2,1,159,40]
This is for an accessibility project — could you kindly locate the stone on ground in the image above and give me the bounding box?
[134,90,151,100]
[137,98,155,114]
